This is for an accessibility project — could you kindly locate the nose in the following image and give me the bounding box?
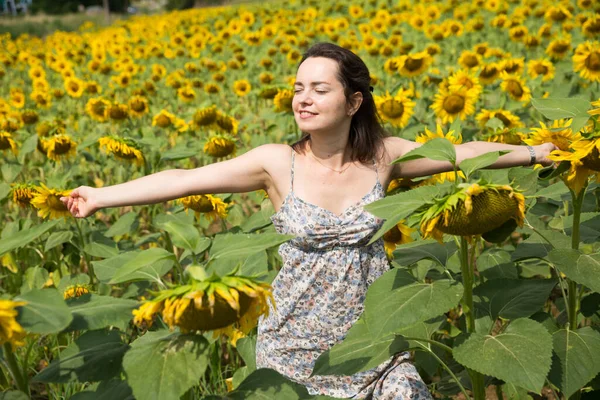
[295,89,313,105]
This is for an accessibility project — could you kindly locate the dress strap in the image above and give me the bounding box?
[373,157,381,186]
[290,149,296,191]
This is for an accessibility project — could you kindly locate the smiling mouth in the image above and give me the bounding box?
[299,111,317,117]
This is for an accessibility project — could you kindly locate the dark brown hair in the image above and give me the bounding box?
[291,42,389,164]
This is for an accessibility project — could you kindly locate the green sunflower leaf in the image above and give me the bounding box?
[548,327,600,398]
[122,330,210,400]
[33,330,128,383]
[15,288,73,334]
[453,318,552,393]
[547,249,600,294]
[363,268,463,339]
[391,137,457,164]
[65,294,139,331]
[0,219,60,257]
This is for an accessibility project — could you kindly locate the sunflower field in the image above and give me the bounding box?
[1,0,600,399]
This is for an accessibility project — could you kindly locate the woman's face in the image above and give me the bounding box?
[292,57,354,135]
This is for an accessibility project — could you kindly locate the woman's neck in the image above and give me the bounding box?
[307,134,351,168]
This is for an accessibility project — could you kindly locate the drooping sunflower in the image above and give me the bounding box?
[21,109,39,125]
[274,89,293,113]
[107,103,129,123]
[374,90,416,128]
[527,59,556,81]
[525,119,581,151]
[204,134,236,158]
[419,182,525,242]
[0,131,18,155]
[0,299,28,347]
[98,136,144,165]
[179,194,229,221]
[233,80,252,97]
[214,112,239,135]
[191,105,218,129]
[10,183,38,208]
[500,72,531,103]
[549,137,600,194]
[127,95,149,118]
[397,52,433,77]
[132,272,274,346]
[63,285,90,299]
[416,124,465,183]
[431,86,477,124]
[383,221,415,258]
[44,134,77,162]
[31,183,72,220]
[573,41,600,82]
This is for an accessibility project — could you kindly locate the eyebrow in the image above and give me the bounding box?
[294,81,331,86]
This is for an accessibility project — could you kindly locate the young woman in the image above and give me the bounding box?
[60,43,557,399]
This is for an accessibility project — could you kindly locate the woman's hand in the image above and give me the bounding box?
[60,186,100,218]
[534,142,561,167]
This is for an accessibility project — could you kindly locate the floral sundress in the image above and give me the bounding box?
[255,148,433,399]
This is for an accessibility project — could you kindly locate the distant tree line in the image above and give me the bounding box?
[30,0,129,14]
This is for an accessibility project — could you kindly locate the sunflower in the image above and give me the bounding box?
[549,138,600,194]
[204,82,221,94]
[431,86,477,124]
[10,183,38,208]
[63,285,90,299]
[508,25,529,42]
[527,59,556,81]
[152,110,177,129]
[419,182,525,242]
[383,221,416,258]
[44,134,77,162]
[127,95,149,118]
[525,119,581,151]
[107,103,129,123]
[582,15,600,38]
[132,272,274,346]
[85,81,102,95]
[573,41,600,82]
[98,136,144,165]
[416,124,465,183]
[546,37,572,60]
[179,194,229,221]
[30,90,52,109]
[500,72,531,103]
[214,112,239,135]
[258,86,280,100]
[274,89,293,113]
[21,109,39,125]
[397,52,433,77]
[374,90,416,128]
[177,86,197,103]
[545,5,572,23]
[31,183,72,220]
[0,131,18,155]
[204,134,236,158]
[64,77,85,98]
[476,109,524,130]
[477,62,501,85]
[0,299,27,348]
[458,50,482,70]
[192,105,218,129]
[85,98,110,122]
[448,69,482,96]
[10,88,25,109]
[233,80,252,97]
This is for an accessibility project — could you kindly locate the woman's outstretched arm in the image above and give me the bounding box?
[60,144,282,218]
[386,137,559,179]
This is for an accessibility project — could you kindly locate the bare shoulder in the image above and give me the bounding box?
[254,143,292,170]
[381,136,419,162]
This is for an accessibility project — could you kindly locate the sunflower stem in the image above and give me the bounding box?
[74,218,94,286]
[459,236,486,400]
[2,343,28,394]
[418,345,470,400]
[567,188,585,331]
